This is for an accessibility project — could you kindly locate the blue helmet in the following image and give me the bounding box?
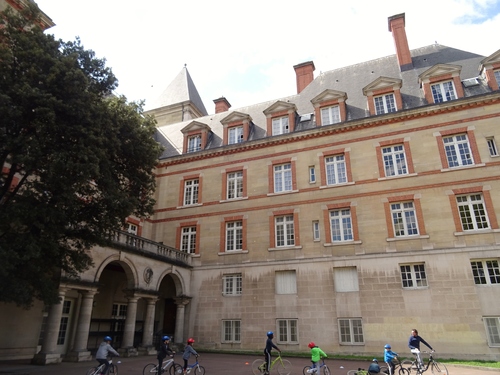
[267,331,274,338]
[104,336,112,342]
[384,344,391,349]
[162,335,170,341]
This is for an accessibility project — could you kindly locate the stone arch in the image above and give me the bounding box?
[93,252,138,289]
[156,267,185,295]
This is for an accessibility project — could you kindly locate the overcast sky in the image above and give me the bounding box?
[34,0,500,114]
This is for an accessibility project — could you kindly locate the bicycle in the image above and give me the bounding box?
[302,358,330,375]
[143,355,183,375]
[401,351,448,375]
[171,356,205,375]
[86,357,120,375]
[347,358,410,375]
[252,353,292,375]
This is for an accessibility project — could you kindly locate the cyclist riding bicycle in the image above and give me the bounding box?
[264,331,281,375]
[96,336,119,375]
[408,329,433,368]
[158,335,175,373]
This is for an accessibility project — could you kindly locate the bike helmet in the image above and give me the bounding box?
[162,335,170,341]
[372,359,378,363]
[267,331,274,338]
[104,336,112,342]
[384,344,391,349]
[308,342,316,349]
[187,338,195,344]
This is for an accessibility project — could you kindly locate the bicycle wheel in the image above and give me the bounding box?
[144,364,158,375]
[193,365,205,375]
[252,359,266,375]
[322,365,330,375]
[303,366,313,375]
[170,364,183,375]
[86,367,98,375]
[430,361,448,375]
[277,359,292,375]
[401,360,415,373]
[109,363,118,375]
[398,367,411,375]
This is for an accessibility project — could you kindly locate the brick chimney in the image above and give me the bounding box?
[388,13,413,71]
[213,97,231,114]
[293,61,315,94]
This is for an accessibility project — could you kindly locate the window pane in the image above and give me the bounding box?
[276,270,297,294]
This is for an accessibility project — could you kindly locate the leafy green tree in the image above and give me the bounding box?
[0,6,163,308]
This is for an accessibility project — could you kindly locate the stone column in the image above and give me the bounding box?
[173,296,191,344]
[138,297,158,355]
[32,288,68,365]
[120,295,139,356]
[66,290,97,362]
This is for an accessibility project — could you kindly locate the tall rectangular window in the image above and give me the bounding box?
[181,226,196,253]
[226,221,243,251]
[272,116,289,135]
[338,318,364,344]
[228,126,244,144]
[309,166,316,183]
[391,202,418,237]
[330,209,353,242]
[222,320,241,342]
[487,137,499,157]
[277,319,298,343]
[431,81,457,103]
[374,93,396,114]
[321,105,341,125]
[471,260,500,285]
[484,317,500,347]
[275,270,297,294]
[325,154,347,185]
[400,263,428,288]
[183,179,199,205]
[275,215,295,247]
[494,70,500,87]
[187,135,201,153]
[382,144,408,176]
[312,221,320,241]
[125,223,138,235]
[111,303,127,333]
[457,193,489,231]
[334,267,359,292]
[223,274,242,295]
[56,300,72,345]
[443,134,474,167]
[227,171,243,199]
[274,164,292,193]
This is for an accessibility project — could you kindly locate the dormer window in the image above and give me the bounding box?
[374,93,396,114]
[311,89,348,126]
[272,116,289,135]
[181,121,211,154]
[263,101,297,136]
[495,70,500,87]
[321,106,341,125]
[221,111,252,146]
[479,49,500,91]
[431,81,456,103]
[419,64,464,104]
[363,77,402,116]
[228,126,243,144]
[187,134,201,152]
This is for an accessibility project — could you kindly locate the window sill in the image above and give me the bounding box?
[176,203,203,209]
[378,173,417,181]
[319,182,355,189]
[454,228,500,236]
[219,197,248,203]
[267,190,299,197]
[324,241,362,247]
[268,245,303,251]
[218,250,249,256]
[387,235,430,242]
[402,286,429,291]
[440,163,485,172]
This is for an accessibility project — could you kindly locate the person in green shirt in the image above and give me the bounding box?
[307,342,327,373]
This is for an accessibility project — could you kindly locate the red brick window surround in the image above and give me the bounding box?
[221,166,247,201]
[323,202,360,243]
[263,101,298,136]
[419,64,464,104]
[383,194,427,239]
[319,148,352,187]
[178,174,202,207]
[220,111,252,146]
[219,215,247,253]
[479,50,500,91]
[375,138,415,178]
[311,89,348,126]
[181,121,211,154]
[268,158,298,194]
[269,209,300,249]
[435,127,481,169]
[176,221,200,254]
[362,77,403,116]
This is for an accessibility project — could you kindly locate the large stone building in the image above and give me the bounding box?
[1,7,500,363]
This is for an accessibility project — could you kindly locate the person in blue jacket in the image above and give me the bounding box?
[263,331,281,375]
[384,344,398,375]
[408,328,433,367]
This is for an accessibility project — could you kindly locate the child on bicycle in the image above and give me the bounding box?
[96,336,119,375]
[307,341,327,373]
[182,337,198,374]
[158,335,175,374]
[384,344,398,375]
[264,331,281,375]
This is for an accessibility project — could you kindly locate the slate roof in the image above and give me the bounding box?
[154,44,490,159]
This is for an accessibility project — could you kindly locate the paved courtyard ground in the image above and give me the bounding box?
[0,352,497,375]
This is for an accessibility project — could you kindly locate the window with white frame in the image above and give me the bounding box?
[312,221,320,241]
[222,274,242,295]
[187,134,202,153]
[222,320,241,343]
[494,70,500,87]
[391,201,419,237]
[457,193,489,231]
[325,154,347,185]
[183,179,199,205]
[277,319,298,343]
[333,267,359,292]
[338,318,364,344]
[321,105,341,125]
[400,263,428,288]
[374,93,396,114]
[484,317,500,347]
[125,223,138,235]
[226,221,243,251]
[274,163,292,193]
[275,215,295,247]
[431,81,457,103]
[330,209,353,242]
[57,300,72,345]
[275,270,297,294]
[309,166,316,183]
[471,260,500,285]
[382,145,408,176]
[112,303,127,333]
[443,134,474,167]
[272,116,289,135]
[487,137,499,157]
[227,171,243,199]
[228,126,244,145]
[181,226,196,253]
